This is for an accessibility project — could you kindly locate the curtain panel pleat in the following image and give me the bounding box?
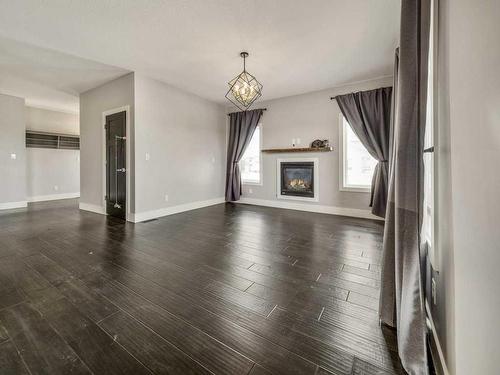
[379,0,431,374]
[225,109,263,202]
[336,87,392,218]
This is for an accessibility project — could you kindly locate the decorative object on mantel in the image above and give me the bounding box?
[225,52,263,111]
[261,146,333,153]
[311,139,329,148]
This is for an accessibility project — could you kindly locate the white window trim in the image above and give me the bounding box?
[241,123,263,186]
[338,114,371,193]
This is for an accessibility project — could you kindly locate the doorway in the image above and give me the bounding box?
[105,111,126,220]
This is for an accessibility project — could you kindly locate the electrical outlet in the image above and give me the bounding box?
[431,278,437,305]
[164,194,169,202]
[248,188,253,194]
[211,156,216,163]
[145,153,150,161]
[10,153,16,160]
[54,185,59,191]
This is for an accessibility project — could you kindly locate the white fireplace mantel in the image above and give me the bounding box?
[276,158,319,202]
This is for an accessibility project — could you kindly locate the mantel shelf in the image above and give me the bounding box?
[261,147,333,153]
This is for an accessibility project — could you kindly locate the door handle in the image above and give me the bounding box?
[116,168,126,172]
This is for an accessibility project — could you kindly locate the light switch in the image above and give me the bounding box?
[145,153,150,161]
[10,153,16,160]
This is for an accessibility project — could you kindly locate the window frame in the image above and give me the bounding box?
[240,123,263,186]
[423,0,439,271]
[338,114,374,193]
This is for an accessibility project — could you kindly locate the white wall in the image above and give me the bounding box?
[133,74,225,219]
[0,93,26,208]
[445,0,500,374]
[26,106,79,134]
[26,106,80,201]
[235,76,392,217]
[79,73,134,212]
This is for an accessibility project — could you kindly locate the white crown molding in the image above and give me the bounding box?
[0,201,28,210]
[28,192,80,202]
[79,202,106,215]
[236,197,383,221]
[131,197,225,223]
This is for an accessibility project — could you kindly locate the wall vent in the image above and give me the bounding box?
[26,131,80,150]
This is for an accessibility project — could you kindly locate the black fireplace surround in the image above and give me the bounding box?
[280,161,314,198]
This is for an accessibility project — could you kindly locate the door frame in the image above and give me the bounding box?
[102,106,131,222]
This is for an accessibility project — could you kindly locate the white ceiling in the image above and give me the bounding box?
[0,36,129,113]
[0,0,400,111]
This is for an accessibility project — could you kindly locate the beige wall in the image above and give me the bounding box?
[448,0,500,373]
[235,76,392,215]
[79,73,134,211]
[0,93,26,206]
[134,74,226,216]
[79,72,226,220]
[26,106,80,200]
[433,0,500,374]
[26,106,79,134]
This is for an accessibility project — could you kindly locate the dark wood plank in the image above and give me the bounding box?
[204,281,277,316]
[31,296,152,374]
[82,272,255,375]
[99,310,213,375]
[0,340,30,375]
[352,356,406,375]
[0,302,92,374]
[0,199,407,375]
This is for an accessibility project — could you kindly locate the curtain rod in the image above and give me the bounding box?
[227,108,267,116]
[330,86,393,100]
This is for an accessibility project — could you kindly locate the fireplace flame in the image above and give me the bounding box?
[288,178,309,189]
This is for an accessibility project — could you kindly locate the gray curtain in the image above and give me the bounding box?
[379,1,431,375]
[225,109,263,201]
[336,87,392,218]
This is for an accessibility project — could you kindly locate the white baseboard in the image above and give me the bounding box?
[425,301,450,375]
[79,202,106,215]
[236,197,383,221]
[28,192,80,202]
[131,197,225,223]
[0,201,28,210]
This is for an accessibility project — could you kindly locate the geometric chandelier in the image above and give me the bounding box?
[225,52,263,111]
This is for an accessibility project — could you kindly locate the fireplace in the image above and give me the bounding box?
[277,158,319,201]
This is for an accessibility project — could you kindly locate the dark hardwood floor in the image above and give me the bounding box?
[0,199,405,374]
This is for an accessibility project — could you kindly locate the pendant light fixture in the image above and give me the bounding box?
[225,52,263,111]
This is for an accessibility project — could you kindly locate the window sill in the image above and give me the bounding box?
[242,181,263,186]
[340,186,371,193]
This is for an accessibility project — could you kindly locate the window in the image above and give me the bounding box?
[340,116,377,192]
[240,125,262,184]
